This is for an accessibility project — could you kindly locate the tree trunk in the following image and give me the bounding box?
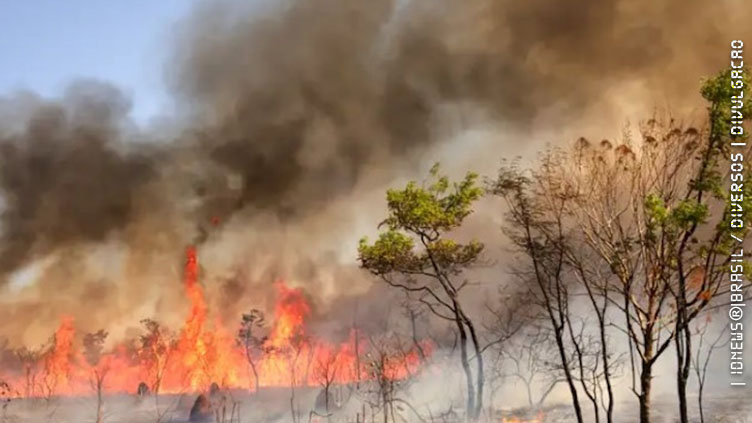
[675,321,692,423]
[382,388,389,423]
[455,317,476,421]
[639,361,653,423]
[461,307,484,420]
[250,361,259,393]
[290,387,297,423]
[600,322,615,423]
[96,376,104,423]
[594,295,614,423]
[553,326,584,423]
[409,309,427,361]
[698,377,706,423]
[674,275,692,423]
[472,339,484,420]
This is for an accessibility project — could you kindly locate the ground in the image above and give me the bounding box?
[1,390,750,422]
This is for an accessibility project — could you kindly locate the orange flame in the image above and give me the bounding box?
[0,245,430,398]
[42,316,75,393]
[501,411,545,423]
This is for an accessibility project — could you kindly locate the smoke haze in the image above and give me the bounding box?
[0,0,750,345]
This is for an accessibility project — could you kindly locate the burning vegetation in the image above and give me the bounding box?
[0,246,429,400]
[0,0,751,422]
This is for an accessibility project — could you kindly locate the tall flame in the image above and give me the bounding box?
[0,246,430,397]
[42,316,75,394]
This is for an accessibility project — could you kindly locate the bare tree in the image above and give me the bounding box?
[312,347,341,418]
[691,317,728,423]
[138,319,174,395]
[494,73,751,423]
[481,289,530,417]
[14,346,42,399]
[492,164,588,423]
[360,334,419,423]
[285,333,309,423]
[237,309,267,393]
[400,296,429,363]
[83,330,109,423]
[39,328,70,415]
[502,327,563,410]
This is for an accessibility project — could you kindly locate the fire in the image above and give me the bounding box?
[168,245,243,391]
[266,282,310,351]
[42,316,75,394]
[0,245,430,398]
[501,411,545,423]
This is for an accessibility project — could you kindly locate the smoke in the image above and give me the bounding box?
[0,81,157,280]
[0,0,750,343]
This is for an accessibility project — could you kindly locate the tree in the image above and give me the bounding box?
[669,67,752,423]
[358,164,486,420]
[502,327,565,410]
[691,316,728,423]
[492,159,618,423]
[483,290,531,415]
[83,330,109,423]
[312,347,341,418]
[237,309,267,393]
[358,333,423,423]
[138,319,174,395]
[286,332,308,423]
[14,346,42,399]
[492,66,752,423]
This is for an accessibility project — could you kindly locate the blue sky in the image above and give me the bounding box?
[0,0,196,124]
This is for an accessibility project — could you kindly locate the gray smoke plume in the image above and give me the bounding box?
[168,0,751,219]
[0,0,749,342]
[0,81,157,280]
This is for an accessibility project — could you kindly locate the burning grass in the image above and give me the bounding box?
[0,246,430,399]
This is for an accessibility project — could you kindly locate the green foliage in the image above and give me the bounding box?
[717,178,752,252]
[701,67,752,144]
[358,231,416,274]
[691,67,751,206]
[358,164,484,278]
[641,67,752,257]
[671,200,709,228]
[644,194,669,223]
[704,67,752,242]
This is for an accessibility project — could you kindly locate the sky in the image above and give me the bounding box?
[0,0,196,124]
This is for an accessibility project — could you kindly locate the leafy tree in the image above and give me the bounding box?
[358,164,486,420]
[668,66,752,423]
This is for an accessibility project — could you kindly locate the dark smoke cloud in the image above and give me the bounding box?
[171,0,406,219]
[169,0,750,219]
[0,0,749,333]
[0,80,157,279]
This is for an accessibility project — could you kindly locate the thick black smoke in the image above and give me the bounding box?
[0,0,749,294]
[0,81,156,279]
[170,0,750,220]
